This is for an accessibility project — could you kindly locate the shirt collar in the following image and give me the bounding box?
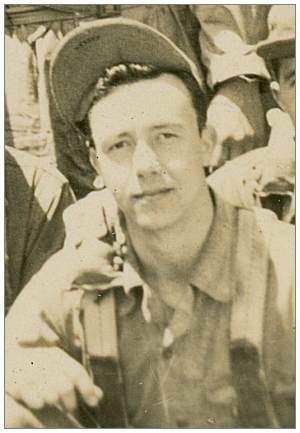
[113,260,144,295]
[119,192,238,304]
[189,193,238,302]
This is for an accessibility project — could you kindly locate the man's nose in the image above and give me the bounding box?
[132,141,161,177]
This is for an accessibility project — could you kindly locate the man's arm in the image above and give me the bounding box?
[191,5,271,88]
[5,248,104,427]
[191,5,271,167]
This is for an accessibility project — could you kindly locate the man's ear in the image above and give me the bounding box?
[89,146,100,171]
[89,147,105,189]
[200,124,217,167]
[270,81,282,109]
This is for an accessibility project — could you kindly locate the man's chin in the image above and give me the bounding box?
[132,211,176,232]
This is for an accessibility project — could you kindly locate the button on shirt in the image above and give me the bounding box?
[113,197,239,428]
[6,195,295,428]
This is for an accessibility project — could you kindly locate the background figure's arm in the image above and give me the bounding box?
[191,5,270,88]
[191,5,271,167]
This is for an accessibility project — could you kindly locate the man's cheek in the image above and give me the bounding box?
[100,160,125,190]
[166,158,198,177]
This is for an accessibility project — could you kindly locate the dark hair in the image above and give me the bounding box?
[77,63,208,141]
[267,59,280,82]
[267,56,294,82]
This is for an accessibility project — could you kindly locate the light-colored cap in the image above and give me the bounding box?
[50,17,205,127]
[257,5,295,60]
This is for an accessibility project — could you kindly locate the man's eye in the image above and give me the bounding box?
[157,132,178,141]
[109,141,130,152]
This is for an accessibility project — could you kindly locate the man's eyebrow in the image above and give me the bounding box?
[109,132,130,140]
[151,123,184,130]
[101,132,131,148]
[283,68,295,81]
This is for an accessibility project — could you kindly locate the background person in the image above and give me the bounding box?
[207,5,295,222]
[5,146,75,312]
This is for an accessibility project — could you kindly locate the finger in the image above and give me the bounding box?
[18,320,60,347]
[17,382,45,410]
[5,395,44,428]
[42,385,60,407]
[75,373,102,407]
[39,322,60,344]
[20,409,44,428]
[58,385,78,413]
[93,385,103,400]
[59,389,77,412]
[61,355,102,407]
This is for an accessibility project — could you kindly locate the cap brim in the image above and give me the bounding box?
[257,37,295,60]
[50,18,203,126]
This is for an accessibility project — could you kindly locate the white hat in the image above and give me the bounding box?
[257,5,295,60]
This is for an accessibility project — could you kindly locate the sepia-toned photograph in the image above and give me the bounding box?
[5,4,295,428]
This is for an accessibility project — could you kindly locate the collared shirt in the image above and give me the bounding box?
[6,196,295,427]
[109,197,239,427]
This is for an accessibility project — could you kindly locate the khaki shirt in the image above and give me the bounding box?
[6,196,294,427]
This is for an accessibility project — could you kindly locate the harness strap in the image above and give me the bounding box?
[230,209,279,427]
[80,289,128,428]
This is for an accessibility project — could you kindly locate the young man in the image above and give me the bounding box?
[5,18,294,428]
[207,5,295,222]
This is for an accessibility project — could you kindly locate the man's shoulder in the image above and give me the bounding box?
[253,207,294,258]
[6,146,75,221]
[237,207,294,319]
[5,146,70,189]
[237,206,294,262]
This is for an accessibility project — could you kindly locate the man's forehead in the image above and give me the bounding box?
[96,73,192,102]
[89,74,195,126]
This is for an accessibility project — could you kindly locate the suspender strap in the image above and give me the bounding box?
[80,289,129,428]
[230,209,279,427]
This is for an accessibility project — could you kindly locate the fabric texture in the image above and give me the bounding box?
[5,146,75,311]
[6,194,295,427]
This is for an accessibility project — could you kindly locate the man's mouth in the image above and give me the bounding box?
[133,188,174,199]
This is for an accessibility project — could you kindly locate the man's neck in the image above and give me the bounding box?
[125,192,214,289]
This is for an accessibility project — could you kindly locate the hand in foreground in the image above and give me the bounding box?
[6,347,102,413]
[5,394,43,428]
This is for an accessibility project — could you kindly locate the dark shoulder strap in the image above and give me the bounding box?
[231,209,272,353]
[80,289,129,428]
[230,209,279,427]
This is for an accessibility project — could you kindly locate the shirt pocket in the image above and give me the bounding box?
[204,375,239,427]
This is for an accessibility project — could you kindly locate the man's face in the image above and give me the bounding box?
[277,57,295,125]
[89,74,208,231]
